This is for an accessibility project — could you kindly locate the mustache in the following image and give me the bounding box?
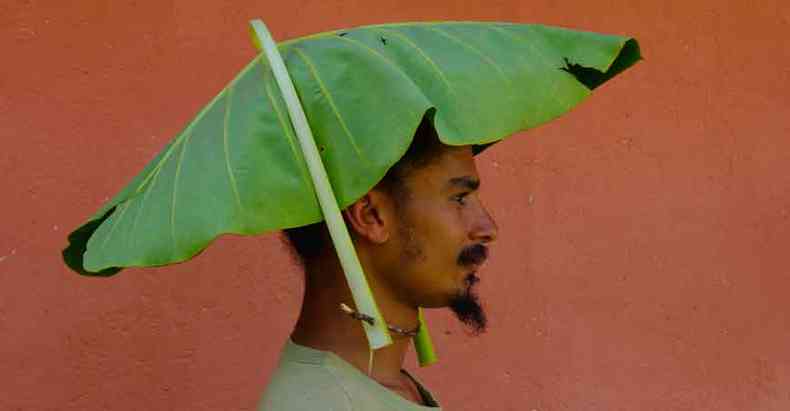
[457,243,488,268]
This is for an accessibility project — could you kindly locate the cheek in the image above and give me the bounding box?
[420,206,464,244]
[399,199,468,269]
[421,209,469,274]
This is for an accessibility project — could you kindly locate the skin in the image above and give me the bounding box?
[290,143,498,405]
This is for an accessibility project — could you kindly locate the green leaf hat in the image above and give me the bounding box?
[64,21,640,275]
[63,20,640,357]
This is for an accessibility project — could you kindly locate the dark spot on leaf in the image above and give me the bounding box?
[559,57,607,90]
[380,36,387,45]
[338,32,348,37]
[559,39,642,90]
[318,145,326,153]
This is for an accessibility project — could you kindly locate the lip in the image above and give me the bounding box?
[466,256,486,273]
[459,270,482,293]
[461,267,480,283]
[463,258,486,275]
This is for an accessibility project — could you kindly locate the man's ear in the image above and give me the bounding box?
[343,191,391,244]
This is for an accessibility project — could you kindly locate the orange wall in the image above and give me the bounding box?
[2,1,789,410]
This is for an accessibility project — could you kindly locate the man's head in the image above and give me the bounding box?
[283,118,497,333]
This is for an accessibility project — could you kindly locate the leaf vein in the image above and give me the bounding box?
[427,26,511,86]
[170,129,193,253]
[292,47,369,166]
[128,164,162,242]
[101,201,130,248]
[337,35,400,73]
[488,25,571,114]
[373,27,455,95]
[264,69,312,190]
[223,86,243,210]
[135,123,189,194]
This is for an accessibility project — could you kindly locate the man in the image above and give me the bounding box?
[57,19,638,410]
[258,117,497,410]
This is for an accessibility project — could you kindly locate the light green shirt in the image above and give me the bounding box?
[258,340,442,410]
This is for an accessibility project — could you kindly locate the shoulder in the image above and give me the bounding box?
[258,360,353,411]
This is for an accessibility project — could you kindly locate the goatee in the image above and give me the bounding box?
[449,272,487,334]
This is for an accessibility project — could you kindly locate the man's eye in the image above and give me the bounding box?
[453,193,468,205]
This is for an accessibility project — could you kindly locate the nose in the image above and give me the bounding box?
[470,206,498,244]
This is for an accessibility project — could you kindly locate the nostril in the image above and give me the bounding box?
[471,222,497,244]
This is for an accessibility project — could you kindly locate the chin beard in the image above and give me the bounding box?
[449,273,487,335]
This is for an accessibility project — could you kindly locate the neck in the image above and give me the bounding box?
[290,253,419,382]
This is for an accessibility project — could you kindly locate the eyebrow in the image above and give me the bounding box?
[447,176,480,191]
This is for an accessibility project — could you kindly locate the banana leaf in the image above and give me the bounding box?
[63,21,640,276]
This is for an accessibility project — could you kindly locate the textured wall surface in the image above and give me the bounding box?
[2,1,789,410]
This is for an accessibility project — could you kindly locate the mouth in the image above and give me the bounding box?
[464,272,481,287]
[455,244,488,293]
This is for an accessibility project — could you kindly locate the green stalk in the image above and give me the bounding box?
[249,20,392,350]
[414,308,438,366]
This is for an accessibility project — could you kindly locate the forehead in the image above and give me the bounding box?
[409,145,479,189]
